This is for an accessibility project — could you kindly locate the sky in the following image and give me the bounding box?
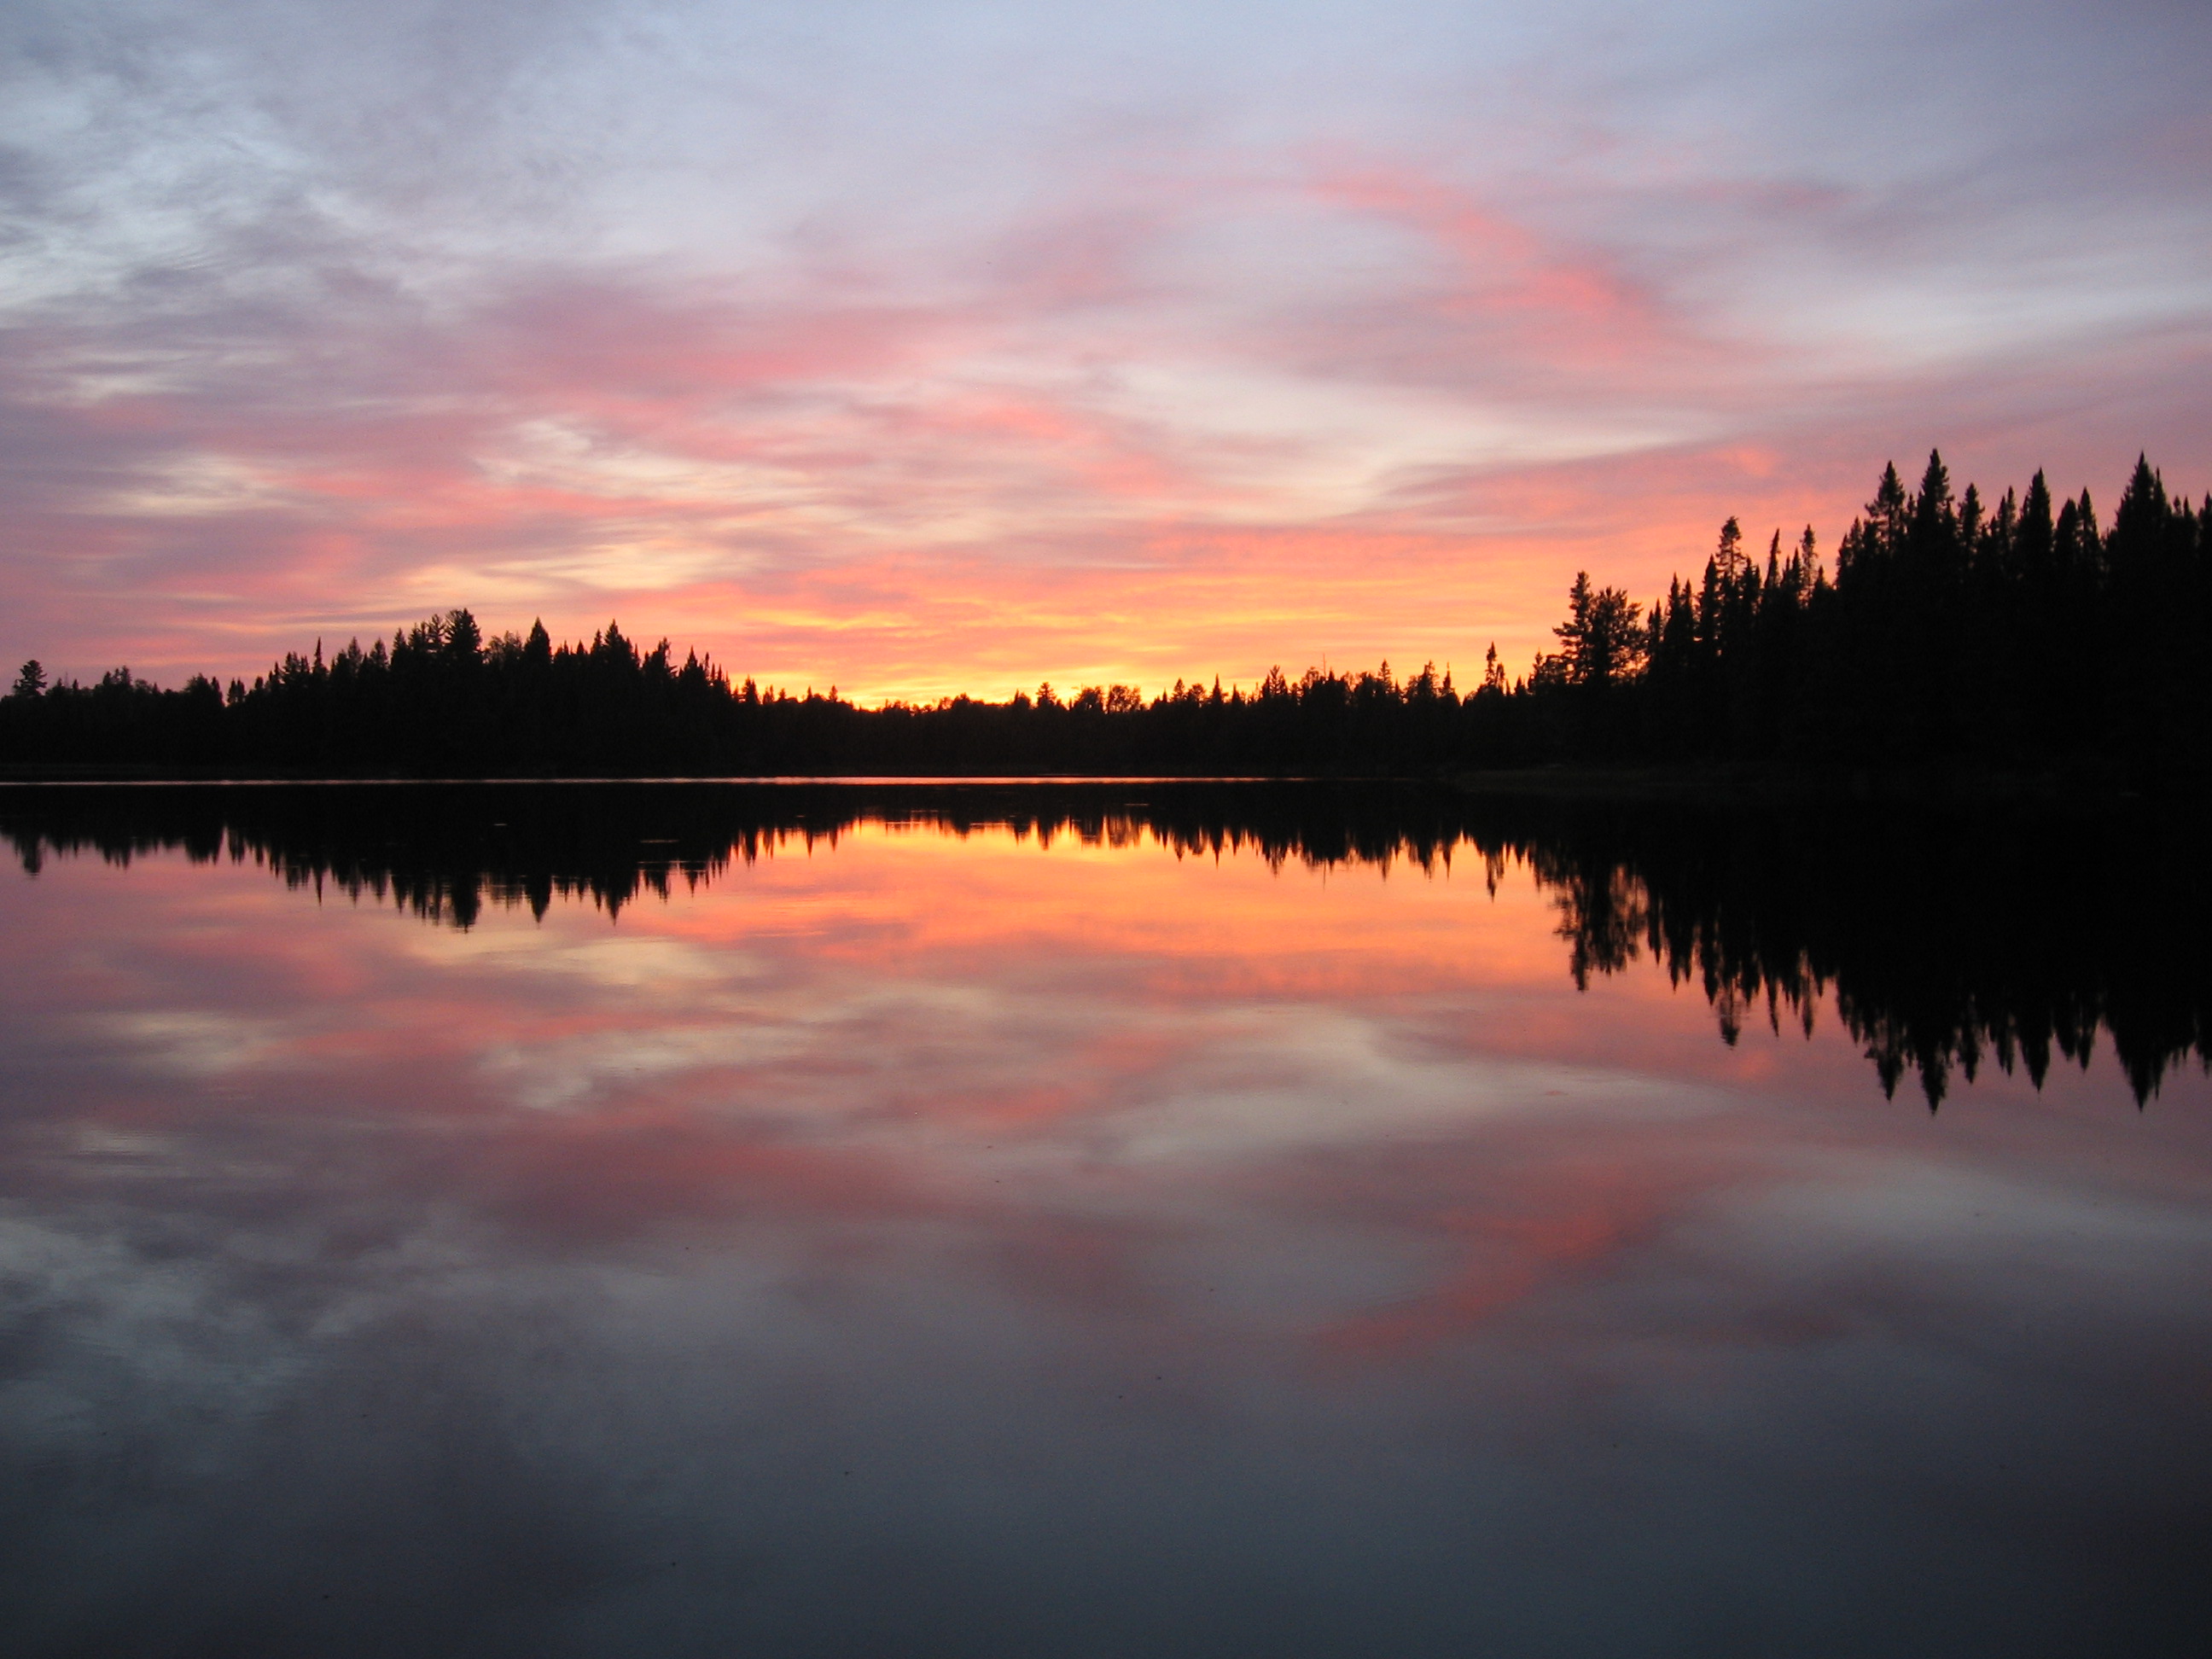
[3,0,2209,701]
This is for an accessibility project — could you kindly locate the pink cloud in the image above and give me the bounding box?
[3,168,2205,698]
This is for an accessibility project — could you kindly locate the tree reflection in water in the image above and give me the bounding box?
[3,780,2204,1108]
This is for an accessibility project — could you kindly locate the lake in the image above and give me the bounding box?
[1,782,2207,1656]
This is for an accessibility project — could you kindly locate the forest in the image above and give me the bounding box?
[3,451,2206,782]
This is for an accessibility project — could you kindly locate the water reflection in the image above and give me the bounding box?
[5,781,2206,1104]
[0,783,2207,1657]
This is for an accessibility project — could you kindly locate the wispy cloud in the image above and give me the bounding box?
[3,0,2207,696]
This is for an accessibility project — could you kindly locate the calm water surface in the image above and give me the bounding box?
[1,784,2207,1656]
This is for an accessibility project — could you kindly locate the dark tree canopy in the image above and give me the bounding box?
[3,452,2205,784]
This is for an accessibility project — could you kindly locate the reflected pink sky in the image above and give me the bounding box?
[7,822,2204,1357]
[5,820,2212,1652]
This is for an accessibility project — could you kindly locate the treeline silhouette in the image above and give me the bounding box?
[1630,451,2209,771]
[3,781,2203,1107]
[3,451,2203,782]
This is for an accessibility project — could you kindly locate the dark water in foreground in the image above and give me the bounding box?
[1,783,2207,1657]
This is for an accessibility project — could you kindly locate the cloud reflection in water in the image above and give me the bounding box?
[0,789,2207,1656]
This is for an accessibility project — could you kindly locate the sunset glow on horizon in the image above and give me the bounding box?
[4,1,2208,701]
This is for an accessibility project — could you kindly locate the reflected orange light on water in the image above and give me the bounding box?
[4,819,2203,1365]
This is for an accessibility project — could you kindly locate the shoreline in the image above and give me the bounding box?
[0,760,2199,808]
